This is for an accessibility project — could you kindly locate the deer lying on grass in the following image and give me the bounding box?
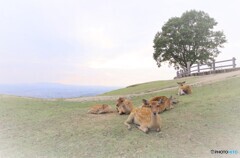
[116,97,134,115]
[150,95,179,105]
[142,96,175,112]
[124,99,163,133]
[88,104,114,114]
[177,81,192,95]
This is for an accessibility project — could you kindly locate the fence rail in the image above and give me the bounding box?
[176,57,236,78]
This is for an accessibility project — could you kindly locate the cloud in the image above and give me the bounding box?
[74,26,117,50]
[0,0,240,86]
[86,45,154,69]
[58,66,176,87]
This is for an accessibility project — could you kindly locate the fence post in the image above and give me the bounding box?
[233,57,236,68]
[212,59,215,71]
[177,71,179,78]
[180,69,183,77]
[197,63,200,73]
[187,62,191,76]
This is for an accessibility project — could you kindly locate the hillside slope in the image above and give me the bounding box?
[1,71,240,158]
[65,70,240,102]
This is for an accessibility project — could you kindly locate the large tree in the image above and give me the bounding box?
[153,10,227,70]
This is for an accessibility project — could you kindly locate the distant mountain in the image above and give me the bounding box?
[0,83,119,98]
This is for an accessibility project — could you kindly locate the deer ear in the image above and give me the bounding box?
[169,95,173,99]
[177,82,181,85]
[182,81,186,84]
[142,99,149,105]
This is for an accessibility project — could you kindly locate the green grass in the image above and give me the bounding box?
[1,76,240,158]
[101,76,198,96]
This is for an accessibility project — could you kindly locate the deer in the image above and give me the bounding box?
[88,104,114,114]
[142,95,175,112]
[116,97,134,115]
[124,99,163,133]
[177,81,192,95]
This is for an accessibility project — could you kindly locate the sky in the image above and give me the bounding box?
[0,0,240,87]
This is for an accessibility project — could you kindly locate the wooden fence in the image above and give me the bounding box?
[176,57,236,78]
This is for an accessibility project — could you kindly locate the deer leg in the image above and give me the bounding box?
[124,113,134,130]
[138,125,149,133]
[156,127,161,132]
[98,110,105,114]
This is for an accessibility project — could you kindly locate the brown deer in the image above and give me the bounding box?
[88,104,114,114]
[142,96,174,112]
[177,81,192,95]
[116,97,134,115]
[124,99,163,133]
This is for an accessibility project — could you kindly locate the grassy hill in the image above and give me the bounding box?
[101,77,198,96]
[1,71,240,158]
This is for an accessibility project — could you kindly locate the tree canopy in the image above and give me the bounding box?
[153,10,227,70]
